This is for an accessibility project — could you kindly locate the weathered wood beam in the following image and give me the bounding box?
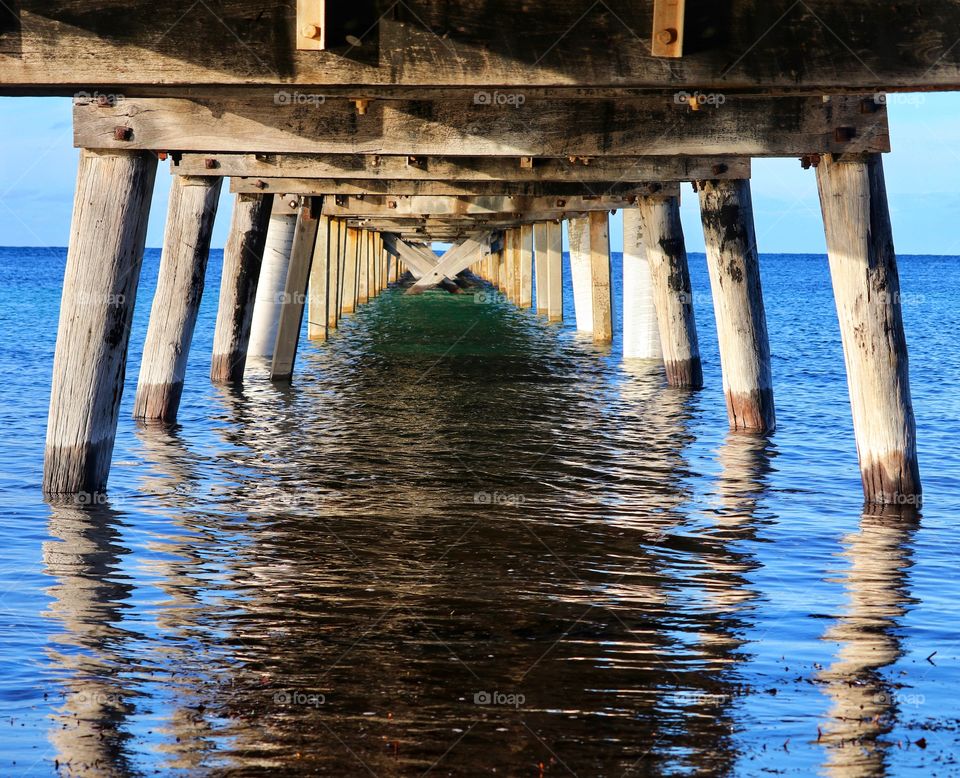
[408,234,491,293]
[816,153,921,508]
[134,175,222,422]
[8,3,960,94]
[182,153,751,183]
[75,96,889,157]
[43,150,157,495]
[211,194,274,384]
[321,194,634,218]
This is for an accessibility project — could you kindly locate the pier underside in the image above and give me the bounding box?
[8,0,932,509]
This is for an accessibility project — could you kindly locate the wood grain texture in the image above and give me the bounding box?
[589,211,613,345]
[816,153,921,507]
[134,174,221,422]
[74,96,889,157]
[567,217,592,333]
[340,227,360,313]
[546,222,563,323]
[635,195,703,388]
[184,153,751,183]
[533,223,548,315]
[698,179,775,432]
[519,224,533,309]
[8,3,960,92]
[307,216,331,341]
[44,150,157,494]
[248,213,297,359]
[272,206,320,380]
[210,193,274,384]
[622,207,663,360]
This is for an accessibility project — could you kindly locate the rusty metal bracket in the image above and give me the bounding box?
[651,0,685,58]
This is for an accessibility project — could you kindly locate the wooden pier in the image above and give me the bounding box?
[3,1,947,508]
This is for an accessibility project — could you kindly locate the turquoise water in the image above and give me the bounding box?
[1,247,959,776]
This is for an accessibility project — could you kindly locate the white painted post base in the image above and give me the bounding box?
[567,217,593,332]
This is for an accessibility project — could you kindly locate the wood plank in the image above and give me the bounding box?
[321,194,636,218]
[230,178,683,197]
[75,96,890,157]
[182,154,752,183]
[8,2,960,93]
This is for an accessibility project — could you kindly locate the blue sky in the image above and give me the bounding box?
[2,94,960,254]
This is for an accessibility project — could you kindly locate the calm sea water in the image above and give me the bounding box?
[1,246,959,777]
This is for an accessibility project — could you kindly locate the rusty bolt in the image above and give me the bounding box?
[113,126,133,141]
[95,94,112,108]
[388,200,398,209]
[712,163,728,176]
[157,152,168,161]
[204,158,218,170]
[835,126,856,143]
[556,199,567,208]
[253,180,267,190]
[656,28,678,45]
[301,24,321,40]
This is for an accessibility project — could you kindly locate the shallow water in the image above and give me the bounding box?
[1,246,959,776]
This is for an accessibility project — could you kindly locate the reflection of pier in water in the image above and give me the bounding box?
[817,514,918,777]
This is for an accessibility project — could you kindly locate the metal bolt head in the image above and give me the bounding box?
[204,158,218,170]
[656,28,678,45]
[113,126,133,141]
[301,24,321,39]
[712,163,728,176]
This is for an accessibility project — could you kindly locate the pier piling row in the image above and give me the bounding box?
[6,2,928,509]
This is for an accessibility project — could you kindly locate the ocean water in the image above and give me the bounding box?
[1,246,959,777]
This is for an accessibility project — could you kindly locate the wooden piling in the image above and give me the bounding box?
[567,217,593,332]
[210,193,274,384]
[43,149,157,494]
[636,195,703,388]
[328,219,343,329]
[248,212,297,360]
[520,224,534,308]
[341,227,359,314]
[546,221,563,322]
[622,207,663,360]
[357,229,370,304]
[308,216,330,341]
[816,153,921,507]
[272,205,320,381]
[589,211,613,344]
[134,175,221,422]
[698,179,775,432]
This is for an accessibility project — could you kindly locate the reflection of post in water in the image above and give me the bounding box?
[818,511,918,777]
[131,423,230,773]
[43,501,137,775]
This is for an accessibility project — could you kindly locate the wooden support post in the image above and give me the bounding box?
[328,219,342,329]
[816,153,921,507]
[357,229,370,304]
[341,227,360,314]
[567,217,593,332]
[211,193,274,384]
[134,175,222,422]
[546,221,563,322]
[248,212,297,360]
[636,195,703,388]
[272,204,320,381]
[308,216,330,341]
[520,224,534,308]
[43,149,157,495]
[699,179,775,432]
[589,211,613,344]
[534,223,548,315]
[622,207,662,360]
